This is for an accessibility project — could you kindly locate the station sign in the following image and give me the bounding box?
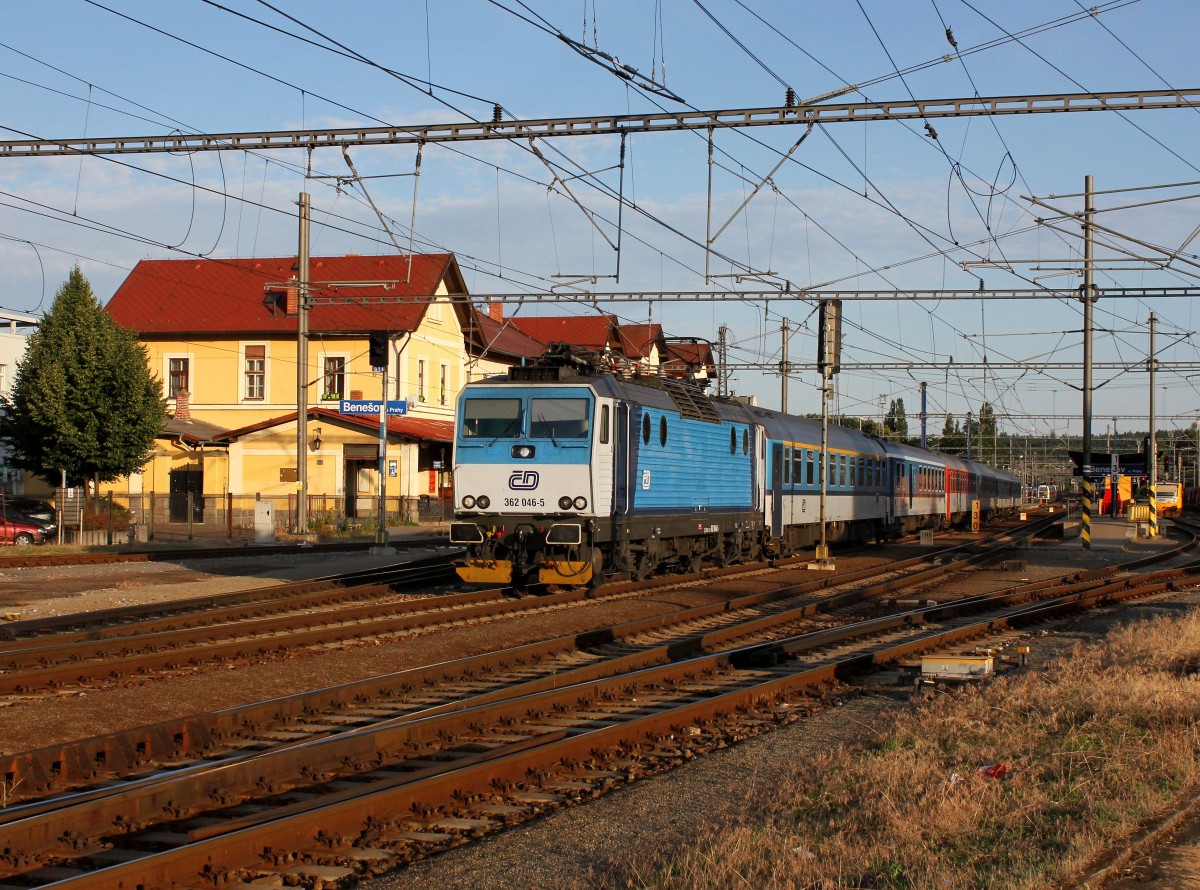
[339,399,408,416]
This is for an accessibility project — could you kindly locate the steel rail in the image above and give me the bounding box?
[12,533,1196,889]
[0,518,1038,693]
[0,551,463,642]
[0,535,452,570]
[0,518,1054,805]
[0,555,464,647]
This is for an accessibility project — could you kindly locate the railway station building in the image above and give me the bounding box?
[89,252,713,539]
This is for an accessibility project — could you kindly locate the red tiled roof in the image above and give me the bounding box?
[467,308,545,361]
[106,254,465,335]
[506,314,617,350]
[617,323,663,359]
[219,406,453,444]
[662,339,716,377]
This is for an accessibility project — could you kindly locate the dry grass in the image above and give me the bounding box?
[633,610,1200,889]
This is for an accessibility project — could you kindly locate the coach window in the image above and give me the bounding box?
[642,413,651,444]
[784,446,792,484]
[659,416,668,446]
[600,405,610,444]
[805,451,814,485]
[792,448,803,484]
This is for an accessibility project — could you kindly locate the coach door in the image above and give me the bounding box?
[614,403,631,514]
[769,442,784,536]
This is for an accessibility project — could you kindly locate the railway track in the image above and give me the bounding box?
[0,536,453,570]
[6,513,1181,888]
[0,516,1054,799]
[0,517,1043,699]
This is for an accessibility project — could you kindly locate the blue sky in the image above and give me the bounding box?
[1,0,1199,442]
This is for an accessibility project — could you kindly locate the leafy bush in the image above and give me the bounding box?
[83,498,132,531]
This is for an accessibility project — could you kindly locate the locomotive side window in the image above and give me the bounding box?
[462,398,522,439]
[659,416,668,446]
[600,405,610,444]
[530,398,590,439]
[730,427,737,454]
[742,429,749,454]
[642,413,651,444]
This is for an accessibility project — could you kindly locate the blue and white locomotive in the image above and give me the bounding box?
[450,349,1021,587]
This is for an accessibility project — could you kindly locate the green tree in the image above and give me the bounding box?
[885,398,908,442]
[977,402,997,464]
[939,413,957,452]
[0,267,165,497]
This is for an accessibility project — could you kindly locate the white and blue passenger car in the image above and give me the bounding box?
[450,351,1020,587]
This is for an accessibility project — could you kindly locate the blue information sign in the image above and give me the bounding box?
[339,399,408,416]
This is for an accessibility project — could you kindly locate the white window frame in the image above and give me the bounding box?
[320,352,349,402]
[242,343,267,402]
[164,353,192,398]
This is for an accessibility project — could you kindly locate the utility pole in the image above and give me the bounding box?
[295,192,311,535]
[1149,313,1158,536]
[717,324,729,397]
[919,381,927,448]
[813,299,840,570]
[780,318,789,414]
[1081,175,1095,549]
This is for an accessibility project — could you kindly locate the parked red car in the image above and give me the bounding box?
[0,513,48,546]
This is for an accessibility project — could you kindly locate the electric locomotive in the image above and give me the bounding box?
[450,348,1020,587]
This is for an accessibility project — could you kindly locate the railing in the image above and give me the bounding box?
[61,492,453,544]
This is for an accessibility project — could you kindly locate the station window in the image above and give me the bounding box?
[168,357,189,397]
[244,345,265,400]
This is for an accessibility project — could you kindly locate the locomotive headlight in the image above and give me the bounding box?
[558,496,573,510]
[513,444,535,458]
[462,495,476,509]
[573,496,588,510]
[477,495,491,510]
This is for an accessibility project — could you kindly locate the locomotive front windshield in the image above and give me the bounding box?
[461,398,522,439]
[530,398,590,439]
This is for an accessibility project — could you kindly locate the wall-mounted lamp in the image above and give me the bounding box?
[310,427,323,451]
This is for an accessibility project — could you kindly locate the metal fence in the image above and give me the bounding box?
[65,492,453,544]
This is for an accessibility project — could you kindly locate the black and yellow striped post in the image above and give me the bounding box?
[1149,482,1158,537]
[1081,478,1092,550]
